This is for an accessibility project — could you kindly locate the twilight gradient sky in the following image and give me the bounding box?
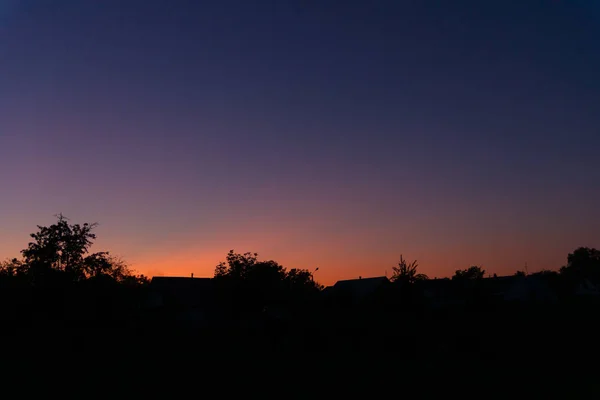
[1,0,599,285]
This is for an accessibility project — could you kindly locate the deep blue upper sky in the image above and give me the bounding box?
[1,0,598,281]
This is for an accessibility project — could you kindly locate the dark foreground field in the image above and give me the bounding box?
[1,306,599,398]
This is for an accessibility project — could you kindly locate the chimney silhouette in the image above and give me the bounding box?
[191,273,194,278]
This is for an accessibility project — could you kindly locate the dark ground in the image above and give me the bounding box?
[1,306,599,398]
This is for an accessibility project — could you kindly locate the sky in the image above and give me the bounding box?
[1,0,599,285]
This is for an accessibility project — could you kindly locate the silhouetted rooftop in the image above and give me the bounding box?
[332,276,389,298]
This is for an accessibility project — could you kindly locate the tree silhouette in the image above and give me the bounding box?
[214,250,321,311]
[0,258,24,278]
[391,254,428,284]
[215,250,320,289]
[6,214,145,286]
[215,250,262,280]
[567,247,600,269]
[560,247,600,283]
[452,266,485,281]
[286,268,323,292]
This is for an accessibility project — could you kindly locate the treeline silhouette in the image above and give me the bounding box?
[0,214,148,328]
[2,215,600,396]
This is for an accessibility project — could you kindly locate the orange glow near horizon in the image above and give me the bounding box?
[1,200,597,288]
[1,211,595,287]
[127,240,580,287]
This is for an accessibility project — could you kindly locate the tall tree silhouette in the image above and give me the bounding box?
[21,214,97,281]
[11,214,145,285]
[391,254,427,284]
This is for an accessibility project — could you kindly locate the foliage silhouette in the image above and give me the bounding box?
[1,214,147,289]
[0,258,24,278]
[560,247,600,284]
[214,250,322,313]
[391,254,428,285]
[452,266,485,281]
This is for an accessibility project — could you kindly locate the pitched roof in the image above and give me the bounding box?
[332,276,389,298]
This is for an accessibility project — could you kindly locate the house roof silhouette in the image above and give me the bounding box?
[332,276,389,298]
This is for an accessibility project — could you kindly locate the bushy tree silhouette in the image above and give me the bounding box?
[0,258,24,278]
[453,266,485,281]
[4,214,146,286]
[214,250,321,312]
[285,268,323,292]
[0,215,148,329]
[560,247,600,284]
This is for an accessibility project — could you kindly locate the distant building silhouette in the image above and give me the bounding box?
[323,276,390,305]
